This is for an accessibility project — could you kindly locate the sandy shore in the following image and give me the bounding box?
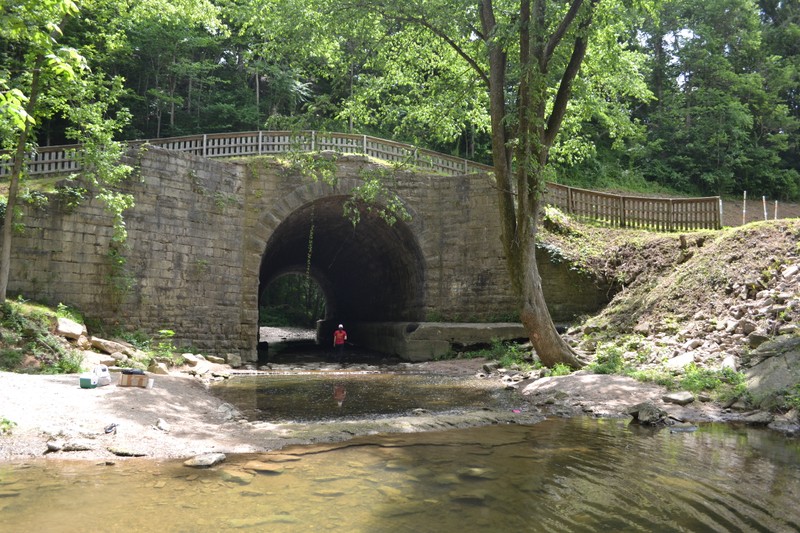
[0,355,786,462]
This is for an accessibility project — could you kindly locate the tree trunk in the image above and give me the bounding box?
[0,56,44,303]
[520,199,584,368]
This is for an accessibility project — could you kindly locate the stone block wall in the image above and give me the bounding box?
[7,149,609,361]
[8,146,253,357]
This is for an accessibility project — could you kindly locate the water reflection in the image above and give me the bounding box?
[209,373,516,422]
[333,384,347,407]
[1,418,799,532]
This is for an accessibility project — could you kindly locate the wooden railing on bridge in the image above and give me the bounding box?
[0,131,492,178]
[0,130,720,230]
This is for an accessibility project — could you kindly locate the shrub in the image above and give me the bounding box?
[785,384,800,411]
[0,348,24,370]
[56,303,84,324]
[0,417,16,435]
[549,363,573,376]
[54,184,88,212]
[589,345,629,374]
[677,364,747,401]
[0,299,83,374]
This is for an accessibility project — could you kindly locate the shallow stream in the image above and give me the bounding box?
[2,417,799,532]
[3,341,800,532]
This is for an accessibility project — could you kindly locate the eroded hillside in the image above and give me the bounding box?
[541,209,800,375]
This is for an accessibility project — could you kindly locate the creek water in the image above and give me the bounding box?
[3,338,800,532]
[1,417,799,532]
[208,372,520,422]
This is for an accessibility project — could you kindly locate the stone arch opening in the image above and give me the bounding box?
[258,195,426,344]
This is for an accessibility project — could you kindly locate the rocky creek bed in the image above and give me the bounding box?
[2,348,797,462]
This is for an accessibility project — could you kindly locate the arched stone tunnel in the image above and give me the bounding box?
[258,196,427,335]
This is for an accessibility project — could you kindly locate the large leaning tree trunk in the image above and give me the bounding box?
[481,0,595,368]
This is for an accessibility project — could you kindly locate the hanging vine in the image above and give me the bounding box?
[304,204,315,319]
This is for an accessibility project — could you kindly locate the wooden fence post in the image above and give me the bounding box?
[567,186,574,215]
[620,196,627,228]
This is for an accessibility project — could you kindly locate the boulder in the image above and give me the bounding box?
[91,337,131,356]
[182,353,201,367]
[662,391,695,406]
[627,401,668,426]
[148,361,170,375]
[742,411,774,426]
[720,355,737,371]
[226,353,243,368]
[745,335,800,409]
[56,317,86,340]
[184,453,226,468]
[665,352,695,370]
[747,331,770,349]
[76,335,92,350]
[782,264,799,279]
[482,361,500,374]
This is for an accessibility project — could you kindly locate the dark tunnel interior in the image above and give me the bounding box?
[258,196,426,327]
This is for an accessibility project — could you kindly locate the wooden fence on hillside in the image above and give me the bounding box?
[544,183,721,231]
[0,130,720,231]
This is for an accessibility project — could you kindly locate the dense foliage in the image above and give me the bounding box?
[3,0,796,200]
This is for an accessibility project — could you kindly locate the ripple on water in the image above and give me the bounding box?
[2,416,800,532]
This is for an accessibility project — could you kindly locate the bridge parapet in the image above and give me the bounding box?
[1,130,721,231]
[0,130,492,178]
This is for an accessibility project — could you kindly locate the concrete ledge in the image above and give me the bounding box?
[349,322,528,362]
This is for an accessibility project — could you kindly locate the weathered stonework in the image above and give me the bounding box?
[7,147,608,361]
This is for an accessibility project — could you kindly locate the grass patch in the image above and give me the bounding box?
[784,384,800,411]
[458,339,539,371]
[114,328,185,367]
[0,298,83,374]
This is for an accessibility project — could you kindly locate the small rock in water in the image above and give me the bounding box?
[456,467,499,480]
[242,460,284,474]
[184,452,226,467]
[627,401,668,426]
[108,447,147,457]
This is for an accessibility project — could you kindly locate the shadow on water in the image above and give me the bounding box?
[264,337,405,366]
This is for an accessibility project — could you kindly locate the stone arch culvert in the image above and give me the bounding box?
[258,192,427,350]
